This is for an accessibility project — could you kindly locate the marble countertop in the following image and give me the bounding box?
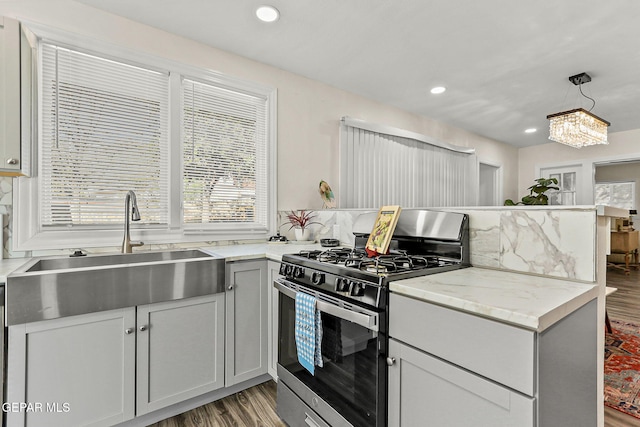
[0,242,324,282]
[202,242,324,262]
[0,245,598,332]
[389,267,598,332]
[0,258,33,283]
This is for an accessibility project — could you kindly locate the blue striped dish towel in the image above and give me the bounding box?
[295,292,323,375]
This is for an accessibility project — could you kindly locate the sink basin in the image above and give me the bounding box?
[25,249,212,272]
[7,249,225,325]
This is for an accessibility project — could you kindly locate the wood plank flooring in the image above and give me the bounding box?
[151,267,640,427]
[605,266,640,427]
[149,380,286,427]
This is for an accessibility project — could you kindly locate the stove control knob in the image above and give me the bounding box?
[285,264,294,277]
[279,263,288,276]
[311,272,325,285]
[335,278,349,292]
[350,281,365,297]
[294,266,305,278]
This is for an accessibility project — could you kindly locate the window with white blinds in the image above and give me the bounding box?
[14,31,275,250]
[182,79,268,227]
[40,43,169,227]
[340,118,478,208]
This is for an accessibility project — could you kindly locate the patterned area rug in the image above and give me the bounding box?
[605,320,640,418]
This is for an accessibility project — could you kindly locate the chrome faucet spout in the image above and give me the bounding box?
[122,190,144,253]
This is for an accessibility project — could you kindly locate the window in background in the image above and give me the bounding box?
[339,118,478,208]
[595,181,635,210]
[40,44,170,227]
[14,34,275,250]
[182,78,268,228]
[547,172,577,205]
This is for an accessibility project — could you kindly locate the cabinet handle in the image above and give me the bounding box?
[6,158,18,165]
[125,328,134,335]
[386,357,396,366]
[228,284,234,290]
[139,325,148,332]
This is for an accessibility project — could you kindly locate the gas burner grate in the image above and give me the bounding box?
[315,248,352,263]
[358,259,399,274]
[297,250,322,259]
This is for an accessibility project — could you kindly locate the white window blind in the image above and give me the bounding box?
[182,78,268,228]
[40,43,169,227]
[340,118,478,208]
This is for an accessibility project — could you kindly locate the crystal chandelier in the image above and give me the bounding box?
[546,73,610,148]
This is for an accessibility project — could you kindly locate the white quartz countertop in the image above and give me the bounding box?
[0,246,598,332]
[0,258,32,283]
[0,242,323,282]
[389,267,599,332]
[203,242,324,262]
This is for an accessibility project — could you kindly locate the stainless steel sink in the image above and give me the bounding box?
[26,249,212,272]
[7,249,225,325]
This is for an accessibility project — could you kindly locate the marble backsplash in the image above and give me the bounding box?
[282,207,597,283]
[0,175,597,282]
[0,177,13,259]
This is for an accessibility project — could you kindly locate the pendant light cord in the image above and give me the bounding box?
[579,84,596,112]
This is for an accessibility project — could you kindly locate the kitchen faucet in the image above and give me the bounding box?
[121,190,144,253]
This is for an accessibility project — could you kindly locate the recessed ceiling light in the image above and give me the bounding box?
[524,128,537,134]
[256,5,280,22]
[430,86,446,94]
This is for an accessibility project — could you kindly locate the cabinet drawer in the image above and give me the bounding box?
[388,339,534,427]
[389,293,535,396]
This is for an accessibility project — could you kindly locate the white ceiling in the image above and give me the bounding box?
[78,0,640,148]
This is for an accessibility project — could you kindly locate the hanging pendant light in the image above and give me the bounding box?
[546,72,610,148]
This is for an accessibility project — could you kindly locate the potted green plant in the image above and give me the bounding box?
[285,210,321,241]
[504,177,560,205]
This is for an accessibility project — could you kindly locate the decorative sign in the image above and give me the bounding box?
[366,205,402,255]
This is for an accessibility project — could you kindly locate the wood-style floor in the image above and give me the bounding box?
[149,380,285,427]
[151,268,640,427]
[605,266,640,427]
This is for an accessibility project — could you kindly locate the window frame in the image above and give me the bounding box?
[13,23,277,251]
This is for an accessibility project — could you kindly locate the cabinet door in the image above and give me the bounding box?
[267,260,282,380]
[388,339,534,427]
[136,293,225,415]
[226,260,268,386]
[0,16,22,174]
[6,308,136,427]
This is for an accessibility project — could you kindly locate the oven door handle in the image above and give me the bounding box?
[275,280,378,332]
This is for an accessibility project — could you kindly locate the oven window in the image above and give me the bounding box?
[278,292,382,427]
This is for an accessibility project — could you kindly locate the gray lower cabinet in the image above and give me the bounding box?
[136,294,225,415]
[7,308,136,427]
[225,260,268,386]
[267,260,282,380]
[388,339,533,427]
[388,293,598,427]
[7,293,225,427]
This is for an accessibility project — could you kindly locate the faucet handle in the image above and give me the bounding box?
[131,241,144,248]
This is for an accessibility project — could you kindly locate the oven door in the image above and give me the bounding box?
[275,278,385,427]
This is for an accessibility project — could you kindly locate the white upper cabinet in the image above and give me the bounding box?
[0,16,21,175]
[0,16,35,176]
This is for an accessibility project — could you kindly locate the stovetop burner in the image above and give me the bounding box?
[278,210,470,308]
[295,248,452,276]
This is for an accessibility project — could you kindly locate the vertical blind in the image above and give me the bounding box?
[340,119,478,208]
[40,43,170,227]
[182,78,268,227]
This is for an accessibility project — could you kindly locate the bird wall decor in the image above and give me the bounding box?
[318,180,336,208]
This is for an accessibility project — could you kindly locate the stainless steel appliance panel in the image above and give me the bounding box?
[6,253,225,325]
[277,282,385,427]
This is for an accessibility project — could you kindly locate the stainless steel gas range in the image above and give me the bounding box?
[274,209,470,427]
